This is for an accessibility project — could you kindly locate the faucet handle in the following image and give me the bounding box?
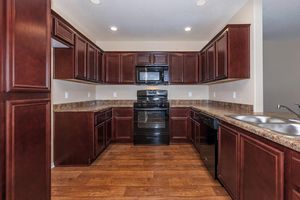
[296,104,300,109]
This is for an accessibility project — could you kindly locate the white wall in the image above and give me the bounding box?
[52,80,96,104]
[96,85,208,100]
[209,0,263,111]
[97,41,207,52]
[263,39,300,112]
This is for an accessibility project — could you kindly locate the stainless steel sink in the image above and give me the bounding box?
[231,115,286,124]
[258,123,300,137]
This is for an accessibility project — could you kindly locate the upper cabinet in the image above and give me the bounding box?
[120,53,136,84]
[137,52,168,65]
[169,52,199,84]
[200,24,250,84]
[105,53,121,83]
[52,12,104,84]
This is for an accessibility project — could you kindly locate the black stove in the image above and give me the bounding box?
[134,90,170,145]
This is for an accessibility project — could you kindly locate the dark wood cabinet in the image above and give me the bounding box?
[240,134,284,200]
[54,109,112,166]
[199,51,206,83]
[169,53,184,83]
[97,51,105,83]
[200,24,250,84]
[218,124,239,200]
[105,53,121,83]
[113,108,133,143]
[170,108,190,142]
[87,44,98,82]
[183,53,199,83]
[169,53,199,84]
[121,53,136,83]
[153,53,168,65]
[137,53,152,65]
[215,31,228,80]
[287,151,300,200]
[1,0,51,199]
[75,35,88,80]
[52,17,74,45]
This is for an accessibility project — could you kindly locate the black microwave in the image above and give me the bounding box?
[136,66,169,85]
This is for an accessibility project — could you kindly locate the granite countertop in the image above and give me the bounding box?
[53,100,300,152]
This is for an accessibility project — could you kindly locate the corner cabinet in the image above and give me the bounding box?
[200,24,250,84]
[219,122,285,200]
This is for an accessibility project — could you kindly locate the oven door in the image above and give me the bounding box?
[136,67,165,84]
[134,108,169,135]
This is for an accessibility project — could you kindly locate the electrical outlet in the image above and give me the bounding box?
[113,92,118,98]
[213,92,216,98]
[233,91,237,99]
[188,92,193,97]
[64,91,69,99]
[88,92,91,98]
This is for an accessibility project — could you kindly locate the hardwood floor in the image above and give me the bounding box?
[51,144,231,200]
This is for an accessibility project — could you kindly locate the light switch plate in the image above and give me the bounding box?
[233,91,237,99]
[113,92,118,98]
[64,91,69,99]
[188,92,193,97]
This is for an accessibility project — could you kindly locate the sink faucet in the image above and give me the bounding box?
[277,104,300,119]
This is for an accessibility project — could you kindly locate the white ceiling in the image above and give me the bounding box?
[263,0,300,40]
[52,0,248,41]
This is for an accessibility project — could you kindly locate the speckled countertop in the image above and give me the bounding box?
[54,100,300,152]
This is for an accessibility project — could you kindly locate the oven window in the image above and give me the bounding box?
[139,72,160,81]
[137,110,166,129]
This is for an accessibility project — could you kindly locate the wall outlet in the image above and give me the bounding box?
[233,91,237,99]
[88,92,91,98]
[64,91,69,99]
[188,92,193,98]
[113,92,118,98]
[213,92,216,98]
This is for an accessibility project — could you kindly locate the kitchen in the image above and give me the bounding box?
[1,0,300,199]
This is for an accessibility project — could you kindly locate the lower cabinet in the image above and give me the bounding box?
[219,122,285,200]
[54,109,112,166]
[287,151,300,200]
[218,124,239,200]
[113,108,133,143]
[170,108,190,142]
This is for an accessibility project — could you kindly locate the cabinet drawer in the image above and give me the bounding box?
[95,112,106,125]
[170,108,190,117]
[53,18,74,45]
[113,108,133,117]
[291,153,300,187]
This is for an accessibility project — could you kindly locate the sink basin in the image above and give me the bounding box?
[231,115,286,124]
[258,123,300,137]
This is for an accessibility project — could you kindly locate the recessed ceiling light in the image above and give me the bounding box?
[196,0,206,6]
[185,27,192,32]
[110,26,118,31]
[90,0,101,5]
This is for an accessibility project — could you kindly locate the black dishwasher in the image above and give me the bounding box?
[192,111,219,179]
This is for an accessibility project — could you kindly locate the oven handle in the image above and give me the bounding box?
[134,108,169,111]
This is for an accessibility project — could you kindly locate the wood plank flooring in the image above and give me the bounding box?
[51,144,231,200]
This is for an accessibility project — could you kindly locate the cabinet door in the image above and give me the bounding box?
[199,52,206,83]
[5,0,50,92]
[206,43,216,82]
[120,53,136,83]
[215,31,228,80]
[240,134,284,200]
[94,122,106,158]
[106,118,112,146]
[75,35,87,80]
[114,108,133,143]
[153,53,168,65]
[170,108,189,142]
[194,120,201,151]
[183,53,199,83]
[105,53,120,83]
[137,53,152,65]
[53,17,74,45]
[97,51,105,83]
[289,152,300,200]
[87,44,98,82]
[169,53,184,83]
[218,125,239,200]
[6,99,50,200]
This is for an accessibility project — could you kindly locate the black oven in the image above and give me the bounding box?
[136,66,169,85]
[134,90,170,145]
